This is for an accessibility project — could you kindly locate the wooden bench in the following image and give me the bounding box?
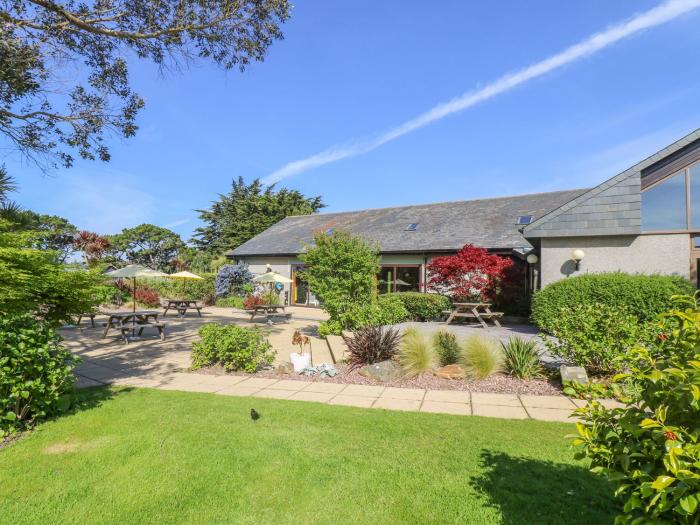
[445,302,503,328]
[76,312,98,328]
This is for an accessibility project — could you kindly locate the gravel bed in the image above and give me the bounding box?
[195,363,564,396]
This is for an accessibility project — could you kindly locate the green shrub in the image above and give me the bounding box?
[398,328,434,377]
[573,295,700,524]
[343,326,401,369]
[392,292,451,321]
[1,315,79,436]
[532,272,693,333]
[141,274,216,304]
[331,295,410,336]
[318,319,343,338]
[460,334,503,379]
[191,324,275,373]
[501,337,543,379]
[543,303,657,375]
[434,330,460,366]
[215,296,245,308]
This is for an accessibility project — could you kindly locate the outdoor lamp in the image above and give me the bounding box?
[571,249,585,271]
[526,254,538,265]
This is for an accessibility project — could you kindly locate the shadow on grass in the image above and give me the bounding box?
[470,450,618,525]
[67,384,133,417]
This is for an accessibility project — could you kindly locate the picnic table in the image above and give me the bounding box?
[162,299,203,317]
[101,310,166,343]
[246,304,292,323]
[444,302,503,328]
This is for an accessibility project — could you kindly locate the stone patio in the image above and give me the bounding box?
[63,306,621,423]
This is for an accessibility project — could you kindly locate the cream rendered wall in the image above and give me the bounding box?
[238,256,293,301]
[539,234,690,287]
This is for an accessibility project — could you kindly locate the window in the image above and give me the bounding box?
[405,223,418,231]
[642,170,687,231]
[377,265,421,293]
[516,215,533,225]
[691,164,700,229]
[325,227,334,235]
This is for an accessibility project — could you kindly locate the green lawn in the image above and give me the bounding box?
[0,387,617,524]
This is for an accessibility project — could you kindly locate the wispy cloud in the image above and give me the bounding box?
[263,0,700,184]
[163,217,191,229]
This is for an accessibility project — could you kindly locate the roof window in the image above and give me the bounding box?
[516,215,533,225]
[405,223,418,231]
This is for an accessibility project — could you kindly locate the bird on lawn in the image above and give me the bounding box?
[250,408,261,421]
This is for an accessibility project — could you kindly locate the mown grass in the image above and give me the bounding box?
[0,387,617,524]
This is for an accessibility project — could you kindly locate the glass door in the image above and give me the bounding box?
[292,266,309,305]
[691,236,700,288]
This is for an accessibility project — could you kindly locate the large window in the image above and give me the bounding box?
[691,164,700,229]
[642,170,687,231]
[377,265,421,293]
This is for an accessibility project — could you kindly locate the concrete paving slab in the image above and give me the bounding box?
[526,407,577,422]
[287,391,335,403]
[75,375,104,388]
[252,389,294,400]
[217,385,262,397]
[471,392,522,407]
[519,395,576,409]
[570,398,626,409]
[372,398,421,412]
[340,384,385,397]
[420,401,471,416]
[302,382,347,394]
[381,387,425,401]
[328,395,376,408]
[237,377,279,389]
[473,404,529,419]
[424,390,471,403]
[269,380,311,391]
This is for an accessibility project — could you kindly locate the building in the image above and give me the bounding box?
[229,128,700,304]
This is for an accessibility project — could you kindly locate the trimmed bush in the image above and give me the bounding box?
[543,303,657,375]
[460,334,503,379]
[319,295,410,337]
[141,274,216,304]
[434,330,460,366]
[398,328,434,377]
[391,292,451,321]
[343,326,401,370]
[192,324,275,373]
[573,295,700,524]
[501,337,542,379]
[1,315,78,436]
[532,272,693,333]
[215,296,245,308]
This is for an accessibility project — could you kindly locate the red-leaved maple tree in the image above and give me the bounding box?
[426,244,513,301]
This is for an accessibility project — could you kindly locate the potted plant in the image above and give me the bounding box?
[290,330,312,371]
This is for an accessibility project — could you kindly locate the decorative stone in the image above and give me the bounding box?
[275,362,294,375]
[358,360,402,382]
[434,364,466,380]
[560,365,588,384]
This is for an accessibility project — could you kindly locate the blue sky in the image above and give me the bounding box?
[8,0,700,240]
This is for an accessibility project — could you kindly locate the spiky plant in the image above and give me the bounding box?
[434,330,460,366]
[501,337,543,379]
[398,328,435,377]
[343,326,401,370]
[460,334,503,379]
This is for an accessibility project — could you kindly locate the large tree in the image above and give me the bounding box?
[0,0,290,170]
[110,223,184,271]
[193,177,325,253]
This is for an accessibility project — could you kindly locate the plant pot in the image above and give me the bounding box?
[290,352,311,372]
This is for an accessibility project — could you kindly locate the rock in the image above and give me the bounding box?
[358,360,402,382]
[434,364,466,380]
[275,362,294,375]
[560,365,588,384]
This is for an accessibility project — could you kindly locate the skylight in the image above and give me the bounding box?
[405,223,418,231]
[516,215,533,225]
[325,227,334,235]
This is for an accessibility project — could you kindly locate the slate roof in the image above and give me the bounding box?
[523,127,700,237]
[229,189,588,257]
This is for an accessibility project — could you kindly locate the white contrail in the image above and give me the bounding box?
[263,0,700,185]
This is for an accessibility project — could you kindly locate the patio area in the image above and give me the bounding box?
[59,306,610,423]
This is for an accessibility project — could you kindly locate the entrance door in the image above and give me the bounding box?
[292,267,309,305]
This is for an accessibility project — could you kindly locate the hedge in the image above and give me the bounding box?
[140,274,216,305]
[531,273,694,334]
[391,292,452,321]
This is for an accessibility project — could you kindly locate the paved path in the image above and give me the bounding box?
[74,363,622,423]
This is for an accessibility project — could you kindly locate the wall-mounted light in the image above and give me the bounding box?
[526,253,539,265]
[571,249,585,271]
